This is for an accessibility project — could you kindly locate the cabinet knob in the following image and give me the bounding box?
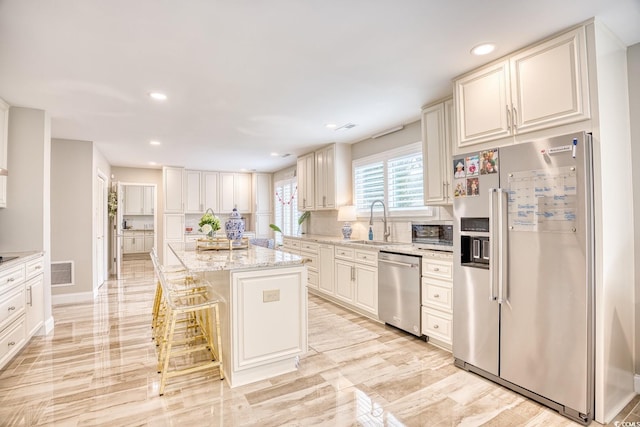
[433,267,439,271]
[8,341,15,347]
[434,294,440,298]
[433,324,439,329]
[7,277,14,282]
[8,306,15,311]
[35,265,42,270]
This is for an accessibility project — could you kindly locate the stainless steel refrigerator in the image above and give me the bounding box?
[452,132,594,425]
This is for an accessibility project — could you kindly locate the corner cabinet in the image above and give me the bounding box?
[296,153,315,211]
[422,98,454,205]
[163,166,184,213]
[454,25,589,150]
[0,98,9,208]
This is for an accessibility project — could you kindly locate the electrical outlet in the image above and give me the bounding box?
[263,289,280,303]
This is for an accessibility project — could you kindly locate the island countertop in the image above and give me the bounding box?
[168,242,307,272]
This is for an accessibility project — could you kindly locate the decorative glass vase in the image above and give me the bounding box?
[225,208,245,245]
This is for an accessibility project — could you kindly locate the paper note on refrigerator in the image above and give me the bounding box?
[507,166,577,233]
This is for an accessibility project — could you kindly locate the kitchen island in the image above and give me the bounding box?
[168,243,308,388]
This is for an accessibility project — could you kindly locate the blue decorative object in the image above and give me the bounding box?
[225,208,245,245]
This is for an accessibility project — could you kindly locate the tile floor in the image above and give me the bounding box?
[0,258,638,426]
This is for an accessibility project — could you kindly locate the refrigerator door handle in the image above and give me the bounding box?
[489,188,499,301]
[497,188,508,304]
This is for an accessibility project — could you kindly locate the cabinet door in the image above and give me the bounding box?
[164,214,185,241]
[318,244,334,294]
[315,145,336,210]
[234,173,252,213]
[315,148,326,209]
[297,153,315,211]
[455,60,511,147]
[124,186,144,214]
[422,103,447,205]
[143,186,154,215]
[355,264,377,315]
[254,173,272,214]
[510,26,589,133]
[25,275,44,337]
[334,260,354,303]
[123,236,135,254]
[220,173,235,212]
[134,234,145,252]
[443,99,454,203]
[184,170,203,213]
[163,167,184,213]
[202,172,219,213]
[144,233,154,252]
[296,157,307,211]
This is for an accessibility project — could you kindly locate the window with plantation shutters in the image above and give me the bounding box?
[273,178,299,245]
[353,142,430,216]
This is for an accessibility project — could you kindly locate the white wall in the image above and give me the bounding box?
[51,139,94,301]
[351,120,421,161]
[0,107,52,333]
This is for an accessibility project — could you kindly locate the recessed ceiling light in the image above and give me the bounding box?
[270,152,279,157]
[325,123,337,129]
[471,43,495,56]
[150,140,161,146]
[149,161,157,166]
[149,92,167,101]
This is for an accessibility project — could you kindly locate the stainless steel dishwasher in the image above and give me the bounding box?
[378,251,422,337]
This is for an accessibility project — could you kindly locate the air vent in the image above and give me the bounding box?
[335,123,357,131]
[51,261,74,286]
[281,153,291,158]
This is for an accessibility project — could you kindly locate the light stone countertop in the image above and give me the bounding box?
[282,234,452,256]
[168,242,307,272]
[0,251,44,271]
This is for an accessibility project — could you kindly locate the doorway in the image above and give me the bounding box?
[95,171,108,290]
[115,182,157,278]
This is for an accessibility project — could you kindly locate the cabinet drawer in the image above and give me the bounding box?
[421,307,452,343]
[26,256,44,279]
[283,238,301,250]
[300,241,318,253]
[422,279,453,311]
[422,258,452,280]
[354,249,376,266]
[0,264,25,290]
[0,316,26,367]
[334,246,354,260]
[0,284,25,331]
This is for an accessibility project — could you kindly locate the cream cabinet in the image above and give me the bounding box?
[422,98,454,205]
[333,245,378,317]
[296,153,315,211]
[123,231,145,254]
[314,143,352,210]
[317,243,334,295]
[300,240,319,291]
[420,251,453,350]
[0,98,9,208]
[163,166,184,213]
[253,173,272,238]
[185,170,219,214]
[220,172,252,213]
[144,232,154,252]
[454,26,589,150]
[0,253,44,370]
[124,185,154,215]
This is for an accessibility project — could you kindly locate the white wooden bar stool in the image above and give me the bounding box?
[155,264,224,396]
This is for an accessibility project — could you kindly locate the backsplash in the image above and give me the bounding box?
[122,215,154,230]
[305,206,453,243]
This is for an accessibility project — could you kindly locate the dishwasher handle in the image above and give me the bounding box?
[378,258,419,268]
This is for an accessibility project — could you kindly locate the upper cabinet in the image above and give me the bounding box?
[297,152,315,211]
[454,26,589,150]
[220,172,251,213]
[163,166,184,213]
[184,170,218,214]
[422,98,454,205]
[314,143,351,210]
[0,99,9,208]
[123,185,154,215]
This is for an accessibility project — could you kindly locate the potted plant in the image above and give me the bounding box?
[199,210,221,239]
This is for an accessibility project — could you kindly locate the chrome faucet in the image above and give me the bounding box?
[369,199,391,242]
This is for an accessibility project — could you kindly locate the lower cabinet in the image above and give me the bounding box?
[317,244,335,295]
[0,253,44,370]
[420,251,454,350]
[333,245,378,318]
[300,241,319,291]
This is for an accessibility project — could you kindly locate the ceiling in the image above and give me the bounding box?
[1,0,639,173]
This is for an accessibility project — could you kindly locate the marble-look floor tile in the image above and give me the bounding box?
[0,258,627,426]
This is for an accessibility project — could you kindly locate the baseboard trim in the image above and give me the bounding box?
[44,316,55,334]
[635,374,640,393]
[52,291,94,305]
